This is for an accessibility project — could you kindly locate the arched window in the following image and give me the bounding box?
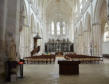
[57,22,60,35]
[63,22,66,35]
[51,22,54,35]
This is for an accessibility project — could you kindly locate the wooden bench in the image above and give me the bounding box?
[64,54,103,64]
[24,54,56,64]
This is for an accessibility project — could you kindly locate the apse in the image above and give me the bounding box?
[46,0,73,41]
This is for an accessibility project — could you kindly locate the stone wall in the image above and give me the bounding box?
[103,41,109,55]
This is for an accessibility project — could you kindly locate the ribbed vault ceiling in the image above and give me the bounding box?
[45,0,76,23]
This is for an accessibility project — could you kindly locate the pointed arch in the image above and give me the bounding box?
[94,0,107,23]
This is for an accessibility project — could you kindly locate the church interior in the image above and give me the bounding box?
[0,0,109,84]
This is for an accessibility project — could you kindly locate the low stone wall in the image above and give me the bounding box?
[103,54,109,58]
[103,41,109,55]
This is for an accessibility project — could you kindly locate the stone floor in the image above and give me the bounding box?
[6,57,109,84]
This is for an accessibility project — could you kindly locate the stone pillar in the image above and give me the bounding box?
[54,22,57,36]
[82,32,85,55]
[92,23,102,57]
[75,36,78,54]
[81,33,84,55]
[76,34,80,54]
[78,35,81,54]
[66,23,68,37]
[24,27,26,57]
[74,32,77,53]
[60,22,63,35]
[67,23,70,38]
[107,0,109,24]
[0,0,7,82]
[86,32,89,55]
[0,0,22,81]
[5,0,21,60]
[49,23,51,36]
[77,30,84,55]
[84,31,90,55]
[87,31,91,56]
[27,28,29,56]
[84,32,88,55]
[82,32,85,54]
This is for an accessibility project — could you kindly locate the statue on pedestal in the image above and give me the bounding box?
[9,39,16,61]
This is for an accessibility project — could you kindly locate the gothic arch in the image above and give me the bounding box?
[94,0,107,41]
[94,0,107,24]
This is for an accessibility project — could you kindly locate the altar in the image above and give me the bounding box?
[58,60,80,75]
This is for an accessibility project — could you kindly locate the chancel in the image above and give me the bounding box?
[0,0,109,84]
[45,39,73,53]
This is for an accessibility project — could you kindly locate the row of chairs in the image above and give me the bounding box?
[64,54,103,64]
[24,55,56,64]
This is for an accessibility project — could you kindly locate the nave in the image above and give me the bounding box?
[6,57,109,84]
[1,0,109,83]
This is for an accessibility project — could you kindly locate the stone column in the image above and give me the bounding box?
[0,0,8,82]
[84,32,88,55]
[81,33,84,55]
[67,23,70,38]
[78,35,81,54]
[87,31,91,56]
[60,22,63,35]
[49,23,51,36]
[5,0,22,60]
[66,23,68,38]
[92,23,102,57]
[54,21,57,36]
[24,27,27,57]
[84,31,90,55]
[74,32,77,53]
[76,34,80,54]
[82,32,85,55]
[107,0,109,24]
[75,36,78,54]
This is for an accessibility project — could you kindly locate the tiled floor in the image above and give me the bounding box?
[6,57,109,84]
